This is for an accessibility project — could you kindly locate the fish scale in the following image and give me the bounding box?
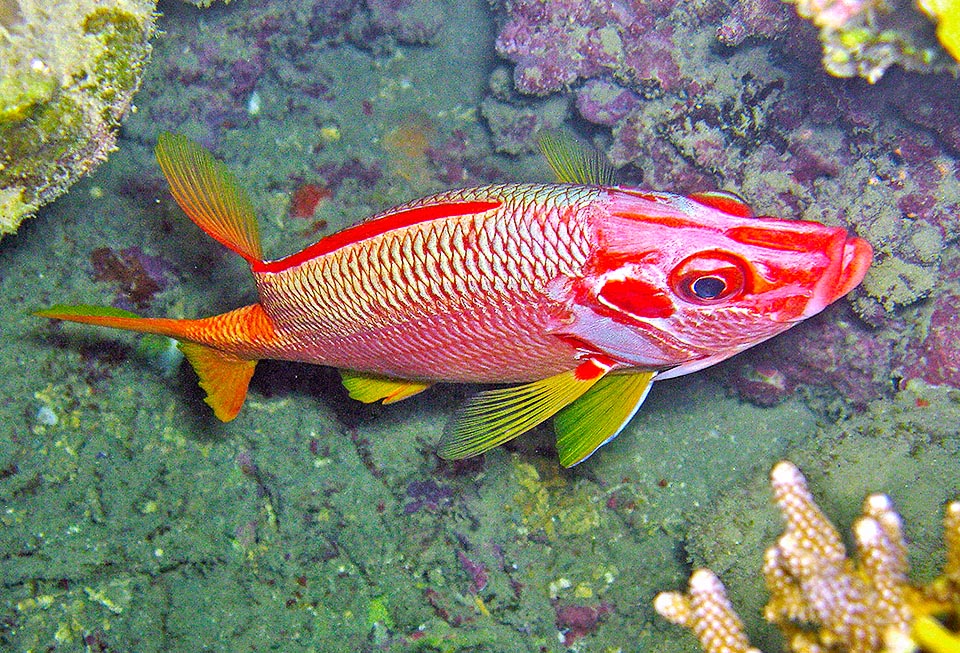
[253,183,596,381]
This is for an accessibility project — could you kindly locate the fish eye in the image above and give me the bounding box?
[691,276,726,299]
[670,252,748,304]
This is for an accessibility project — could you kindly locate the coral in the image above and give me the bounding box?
[786,0,957,82]
[920,0,960,63]
[655,461,960,653]
[0,0,155,236]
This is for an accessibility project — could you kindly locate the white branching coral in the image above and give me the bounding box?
[655,461,960,653]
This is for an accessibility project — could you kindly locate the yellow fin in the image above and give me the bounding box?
[537,130,616,186]
[155,133,263,264]
[178,342,257,422]
[553,371,655,467]
[339,370,432,404]
[438,359,611,461]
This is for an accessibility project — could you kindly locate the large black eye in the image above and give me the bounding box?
[670,252,748,304]
[691,276,726,300]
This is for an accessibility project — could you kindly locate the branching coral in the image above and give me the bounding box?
[656,461,960,653]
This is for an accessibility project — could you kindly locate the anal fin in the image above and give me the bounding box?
[178,342,257,421]
[438,358,613,462]
[554,371,655,467]
[340,370,432,404]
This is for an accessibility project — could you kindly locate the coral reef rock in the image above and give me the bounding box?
[0,0,155,237]
[787,0,959,82]
[656,461,960,653]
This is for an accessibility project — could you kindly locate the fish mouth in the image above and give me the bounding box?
[836,236,873,298]
[802,234,873,318]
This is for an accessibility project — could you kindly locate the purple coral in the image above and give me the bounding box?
[403,479,454,514]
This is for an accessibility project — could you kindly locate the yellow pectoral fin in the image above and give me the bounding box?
[339,370,432,404]
[438,359,612,462]
[553,371,655,468]
[178,342,257,422]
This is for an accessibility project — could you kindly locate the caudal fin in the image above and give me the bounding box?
[35,304,259,422]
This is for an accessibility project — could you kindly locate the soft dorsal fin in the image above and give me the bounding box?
[339,370,432,404]
[537,130,616,186]
[553,371,655,467]
[688,190,755,218]
[178,342,257,422]
[155,133,263,264]
[438,357,613,461]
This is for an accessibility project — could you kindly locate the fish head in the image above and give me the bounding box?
[558,188,872,376]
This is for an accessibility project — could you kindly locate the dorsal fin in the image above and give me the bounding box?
[688,190,755,218]
[155,133,263,264]
[537,130,616,186]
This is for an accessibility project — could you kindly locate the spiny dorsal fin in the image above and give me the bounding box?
[438,358,612,461]
[178,342,257,422]
[340,370,432,404]
[688,190,754,218]
[553,371,655,467]
[155,133,263,264]
[537,130,616,186]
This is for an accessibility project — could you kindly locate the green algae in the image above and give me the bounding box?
[0,0,155,237]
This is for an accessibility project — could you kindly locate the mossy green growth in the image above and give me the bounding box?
[0,1,156,238]
[0,66,57,124]
[83,8,150,106]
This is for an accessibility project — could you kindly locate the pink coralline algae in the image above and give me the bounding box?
[90,247,173,310]
[493,0,680,96]
[724,310,893,409]
[554,602,612,646]
[898,288,960,388]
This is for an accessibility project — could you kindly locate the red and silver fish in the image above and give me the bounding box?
[37,133,872,466]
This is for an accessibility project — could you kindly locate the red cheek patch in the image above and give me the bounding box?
[598,278,675,319]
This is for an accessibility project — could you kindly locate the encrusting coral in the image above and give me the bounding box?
[0,0,156,237]
[786,0,959,82]
[655,461,960,653]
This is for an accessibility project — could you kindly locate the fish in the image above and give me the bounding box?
[36,132,872,467]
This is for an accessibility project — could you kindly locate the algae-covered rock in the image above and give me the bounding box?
[180,0,230,6]
[0,0,156,237]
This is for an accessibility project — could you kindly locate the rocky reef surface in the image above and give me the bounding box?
[0,0,156,237]
[1,1,960,651]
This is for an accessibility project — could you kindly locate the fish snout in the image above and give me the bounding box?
[800,232,873,319]
[835,235,873,299]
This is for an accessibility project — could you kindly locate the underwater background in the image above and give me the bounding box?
[3,0,960,651]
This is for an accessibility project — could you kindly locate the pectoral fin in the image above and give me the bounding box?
[554,371,655,467]
[340,370,432,404]
[438,358,613,461]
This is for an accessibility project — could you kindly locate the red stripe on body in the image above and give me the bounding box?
[253,200,501,273]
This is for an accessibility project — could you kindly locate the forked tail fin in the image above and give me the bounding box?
[35,304,262,422]
[35,135,273,420]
